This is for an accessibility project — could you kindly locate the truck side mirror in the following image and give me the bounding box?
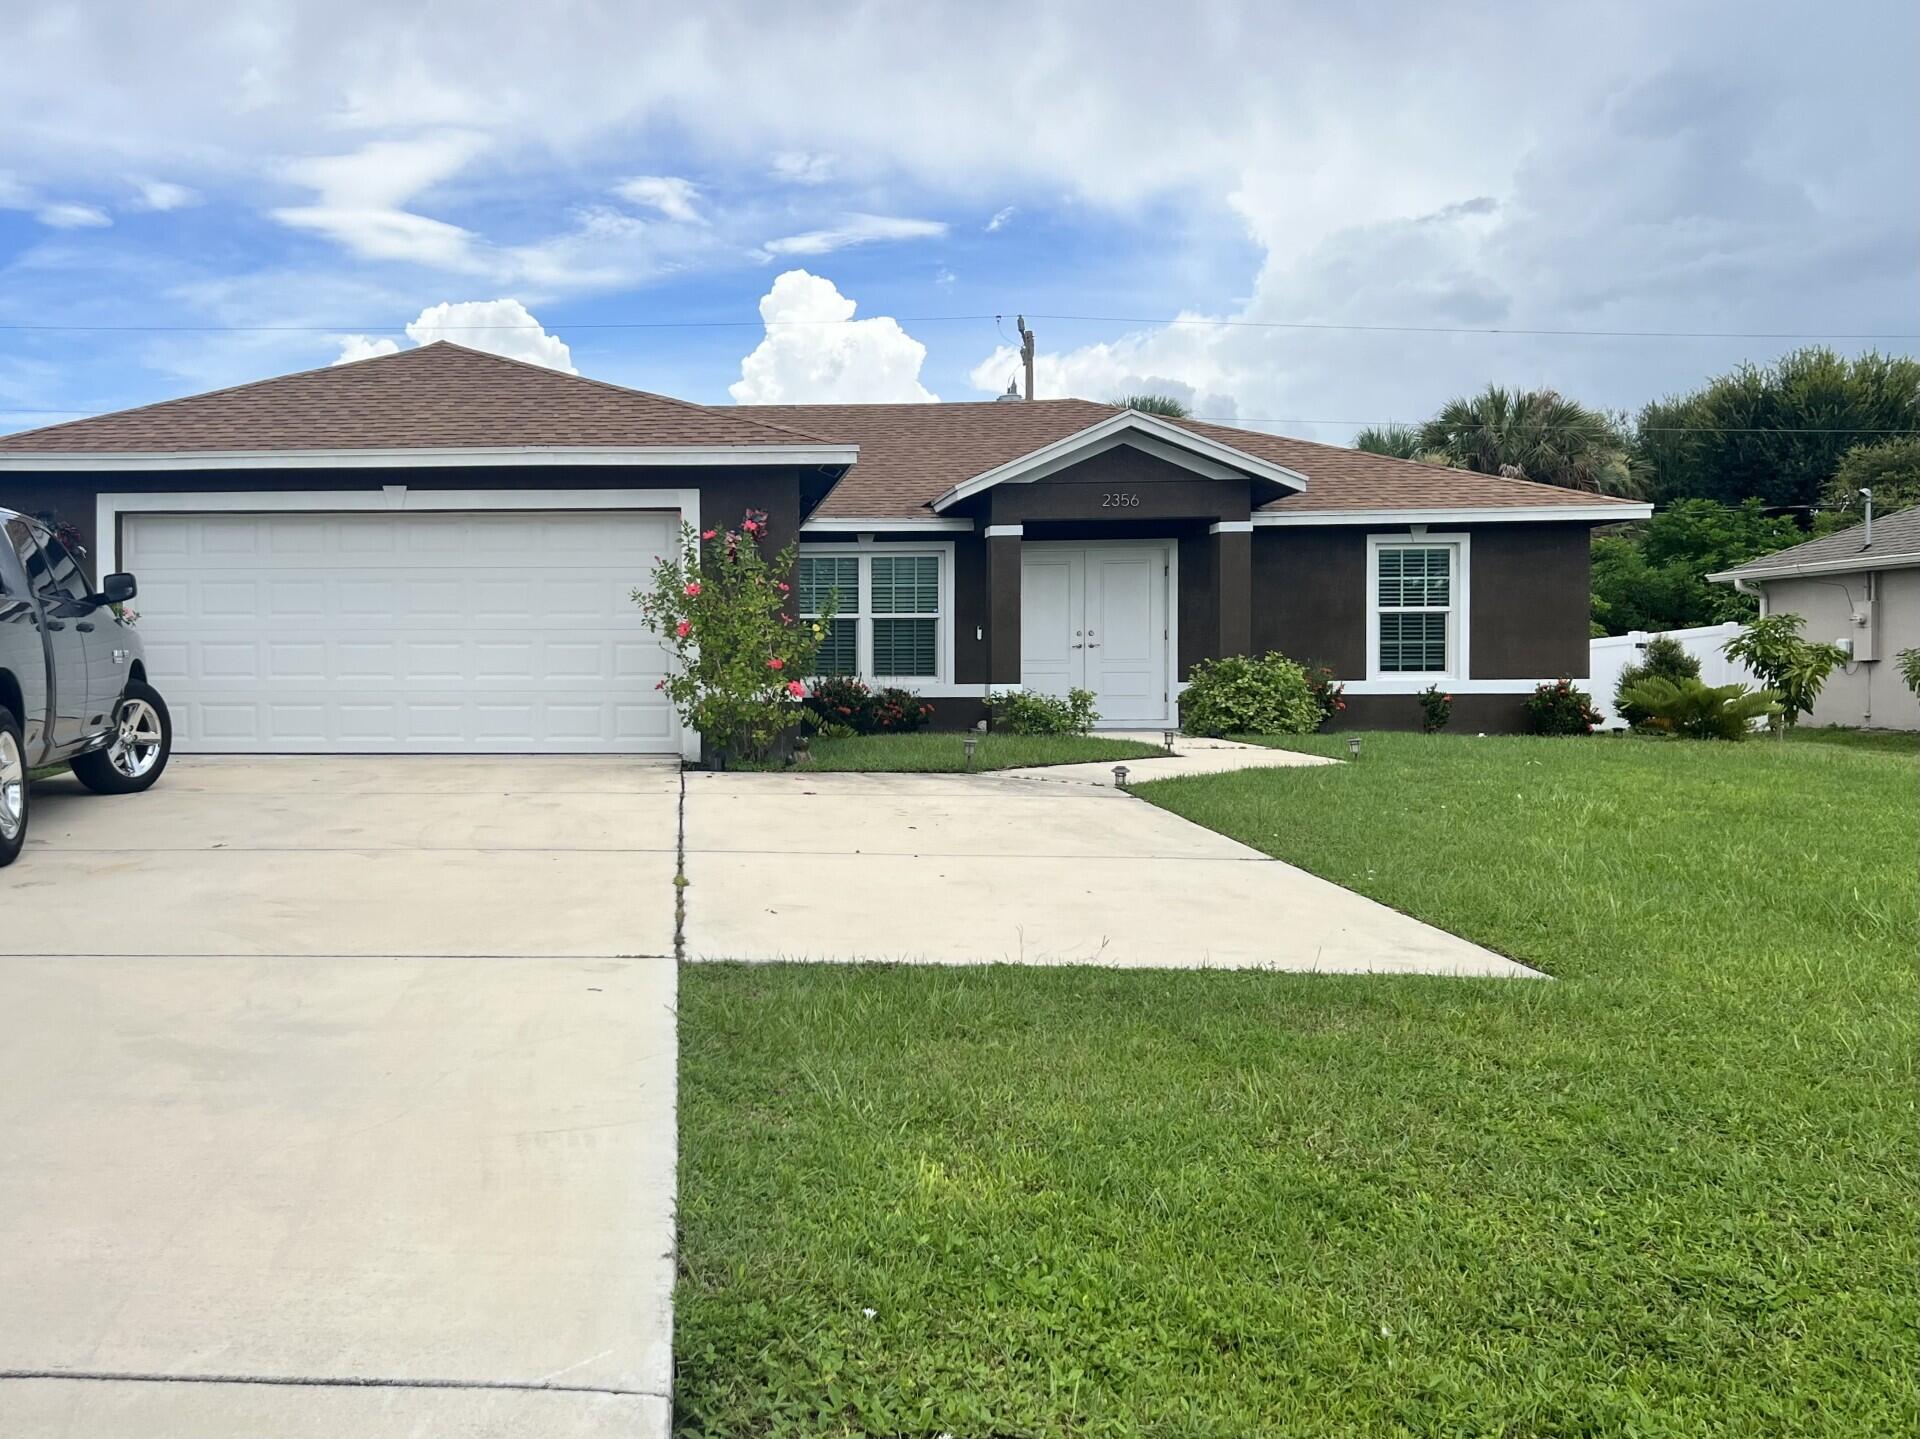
[96,572,137,605]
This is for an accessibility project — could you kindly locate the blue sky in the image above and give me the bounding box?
[1,2,1914,443]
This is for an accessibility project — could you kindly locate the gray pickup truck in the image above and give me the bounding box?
[1,506,172,866]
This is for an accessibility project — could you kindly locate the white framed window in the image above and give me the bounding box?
[1366,533,1469,681]
[796,542,953,685]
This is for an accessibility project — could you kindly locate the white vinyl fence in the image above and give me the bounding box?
[1588,623,1760,728]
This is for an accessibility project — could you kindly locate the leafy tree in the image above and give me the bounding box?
[1113,393,1191,417]
[1723,613,1848,727]
[1635,348,1920,509]
[1897,648,1920,699]
[1819,436,1920,514]
[1417,386,1639,495]
[1590,499,1806,633]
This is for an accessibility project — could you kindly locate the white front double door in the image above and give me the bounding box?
[1020,544,1171,726]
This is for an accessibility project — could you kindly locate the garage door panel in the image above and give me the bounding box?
[123,510,678,754]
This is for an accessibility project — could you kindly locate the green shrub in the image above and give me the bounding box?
[868,685,934,733]
[1616,676,1781,740]
[1525,679,1603,735]
[1615,634,1702,727]
[1178,653,1322,736]
[1417,685,1453,733]
[1723,613,1848,726]
[989,687,1098,735]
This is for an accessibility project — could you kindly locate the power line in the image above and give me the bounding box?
[0,312,1910,341]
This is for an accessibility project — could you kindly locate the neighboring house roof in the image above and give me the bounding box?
[1710,506,1920,582]
[745,400,1649,521]
[0,342,835,456]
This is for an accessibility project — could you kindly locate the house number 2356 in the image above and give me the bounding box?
[1101,492,1141,508]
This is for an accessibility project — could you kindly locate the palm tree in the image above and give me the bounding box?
[1418,386,1641,496]
[1352,424,1426,459]
[1113,393,1191,417]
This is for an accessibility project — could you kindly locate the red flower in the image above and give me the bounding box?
[742,519,760,534]
[675,620,691,638]
[767,657,785,670]
[776,581,790,592]
[684,582,702,596]
[701,529,717,540]
[786,680,805,698]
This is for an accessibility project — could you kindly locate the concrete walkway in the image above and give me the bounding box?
[997,731,1339,786]
[683,766,1536,977]
[0,759,680,1439]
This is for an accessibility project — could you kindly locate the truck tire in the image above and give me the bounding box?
[71,680,173,795]
[0,705,26,867]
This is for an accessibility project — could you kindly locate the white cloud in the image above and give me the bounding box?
[328,298,574,372]
[36,201,111,229]
[615,175,702,223]
[405,298,575,371]
[986,205,1015,232]
[730,270,936,404]
[130,179,201,211]
[770,151,834,185]
[332,334,401,364]
[760,213,947,258]
[273,131,491,270]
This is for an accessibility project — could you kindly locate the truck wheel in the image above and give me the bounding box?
[0,705,26,866]
[71,681,172,795]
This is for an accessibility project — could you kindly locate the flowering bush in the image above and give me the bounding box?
[1304,662,1347,730]
[802,676,935,734]
[634,510,829,762]
[1417,685,1453,732]
[1524,679,1603,735]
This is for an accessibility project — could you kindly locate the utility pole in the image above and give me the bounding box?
[1017,315,1035,400]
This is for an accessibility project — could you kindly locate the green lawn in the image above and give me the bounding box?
[675,733,1916,1437]
[1786,725,1920,755]
[752,731,1162,772]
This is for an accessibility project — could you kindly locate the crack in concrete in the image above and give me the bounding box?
[0,1369,669,1400]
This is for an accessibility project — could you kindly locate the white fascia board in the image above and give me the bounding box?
[930,410,1308,512]
[0,443,859,472]
[1254,503,1653,527]
[800,516,974,533]
[1708,552,1920,584]
[1340,677,1576,695]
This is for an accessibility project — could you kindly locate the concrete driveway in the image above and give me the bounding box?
[682,770,1536,976]
[0,758,680,1438]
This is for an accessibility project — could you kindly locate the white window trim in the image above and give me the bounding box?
[797,541,959,693]
[96,486,704,761]
[1366,532,1470,683]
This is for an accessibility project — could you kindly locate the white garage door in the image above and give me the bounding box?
[123,509,679,754]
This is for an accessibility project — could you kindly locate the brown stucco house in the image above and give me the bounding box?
[0,342,1649,758]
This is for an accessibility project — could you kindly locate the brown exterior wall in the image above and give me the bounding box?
[0,465,806,575]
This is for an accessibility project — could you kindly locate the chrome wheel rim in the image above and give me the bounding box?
[108,698,163,779]
[0,730,22,842]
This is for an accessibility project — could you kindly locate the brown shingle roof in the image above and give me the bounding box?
[744,400,1648,518]
[1713,505,1920,579]
[0,342,832,453]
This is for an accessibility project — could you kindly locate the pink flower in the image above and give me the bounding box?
[742,519,760,534]
[701,529,717,540]
[766,657,785,670]
[675,620,691,638]
[786,680,806,698]
[776,581,790,592]
[684,582,702,597]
